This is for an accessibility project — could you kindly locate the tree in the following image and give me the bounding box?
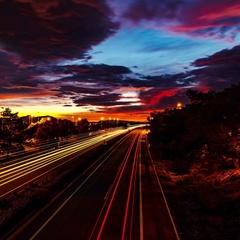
[36,118,59,141]
[186,89,216,105]
[76,118,89,133]
[148,84,240,173]
[0,107,19,146]
[58,119,76,137]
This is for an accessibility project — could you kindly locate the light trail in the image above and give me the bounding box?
[0,126,144,189]
[27,131,136,240]
[138,137,144,240]
[129,132,141,240]
[121,132,141,240]
[2,128,181,240]
[93,133,140,240]
[90,131,142,240]
[0,137,101,185]
[88,132,137,240]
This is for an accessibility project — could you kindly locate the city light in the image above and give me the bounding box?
[177,103,182,109]
[101,117,104,129]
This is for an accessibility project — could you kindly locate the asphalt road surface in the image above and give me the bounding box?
[4,129,180,240]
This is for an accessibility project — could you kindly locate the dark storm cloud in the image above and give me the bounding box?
[193,45,240,67]
[47,64,133,108]
[73,93,122,106]
[212,17,240,26]
[115,0,240,41]
[122,0,182,21]
[51,63,196,110]
[56,85,111,99]
[51,64,133,92]
[191,45,240,91]
[57,64,131,78]
[0,0,118,62]
[0,52,43,90]
[0,52,18,84]
[112,105,148,113]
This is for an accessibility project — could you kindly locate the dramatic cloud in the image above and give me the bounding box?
[110,0,240,41]
[191,45,240,90]
[0,0,240,120]
[0,0,118,61]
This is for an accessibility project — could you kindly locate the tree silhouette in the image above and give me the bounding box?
[76,118,89,133]
[148,83,240,173]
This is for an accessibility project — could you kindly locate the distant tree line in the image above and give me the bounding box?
[0,108,127,154]
[148,83,240,173]
[0,110,98,153]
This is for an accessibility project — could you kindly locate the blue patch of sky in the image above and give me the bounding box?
[87,27,236,76]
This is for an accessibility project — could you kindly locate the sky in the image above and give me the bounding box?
[0,0,240,122]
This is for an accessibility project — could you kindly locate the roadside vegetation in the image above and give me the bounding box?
[0,110,90,158]
[0,110,126,160]
[148,83,240,239]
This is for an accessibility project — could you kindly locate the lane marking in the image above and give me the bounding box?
[146,140,181,240]
[139,135,144,240]
[95,133,139,240]
[129,133,141,240]
[104,184,113,200]
[29,131,134,240]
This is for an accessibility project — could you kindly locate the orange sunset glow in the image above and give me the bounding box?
[1,0,240,122]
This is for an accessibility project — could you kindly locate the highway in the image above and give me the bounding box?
[5,129,180,240]
[0,127,143,198]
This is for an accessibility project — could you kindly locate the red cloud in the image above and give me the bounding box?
[169,2,240,38]
[116,0,240,40]
[147,88,181,105]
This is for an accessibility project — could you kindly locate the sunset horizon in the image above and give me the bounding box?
[1,0,240,123]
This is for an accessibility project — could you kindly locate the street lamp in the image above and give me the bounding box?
[29,114,34,124]
[177,103,182,109]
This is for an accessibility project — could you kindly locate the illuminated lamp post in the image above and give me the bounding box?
[29,114,34,124]
[177,103,182,109]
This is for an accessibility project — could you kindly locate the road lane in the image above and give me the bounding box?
[89,131,141,240]
[5,129,180,240]
[140,132,180,240]
[0,127,144,198]
[12,131,140,240]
